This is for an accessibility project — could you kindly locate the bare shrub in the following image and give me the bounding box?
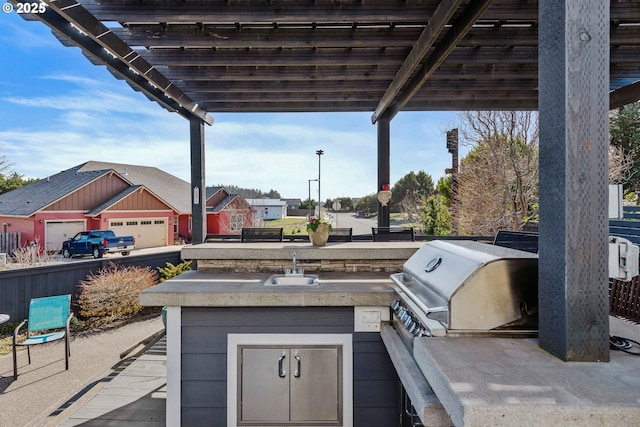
[455,111,539,235]
[609,145,633,186]
[10,237,57,266]
[78,262,159,327]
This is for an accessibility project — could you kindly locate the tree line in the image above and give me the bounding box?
[0,149,37,196]
[218,184,281,200]
[326,105,640,237]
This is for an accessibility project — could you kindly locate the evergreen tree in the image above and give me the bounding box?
[610,102,640,191]
[421,194,452,236]
[0,173,38,195]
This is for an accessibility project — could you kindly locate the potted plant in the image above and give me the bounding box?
[307,216,332,246]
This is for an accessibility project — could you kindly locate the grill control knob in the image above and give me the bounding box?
[408,323,418,335]
[405,319,415,331]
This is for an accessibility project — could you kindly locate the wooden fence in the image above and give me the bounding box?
[0,232,20,256]
[0,249,182,321]
[610,277,640,324]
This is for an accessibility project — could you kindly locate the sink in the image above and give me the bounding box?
[264,274,320,286]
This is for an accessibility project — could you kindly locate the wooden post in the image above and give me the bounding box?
[190,119,206,245]
[538,0,610,361]
[377,113,391,227]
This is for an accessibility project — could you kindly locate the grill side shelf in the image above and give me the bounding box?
[380,323,452,426]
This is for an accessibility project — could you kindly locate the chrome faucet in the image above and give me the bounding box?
[292,252,297,275]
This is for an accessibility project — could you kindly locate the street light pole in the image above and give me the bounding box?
[308,178,318,219]
[316,149,324,217]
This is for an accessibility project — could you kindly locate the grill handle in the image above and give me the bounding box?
[390,274,448,314]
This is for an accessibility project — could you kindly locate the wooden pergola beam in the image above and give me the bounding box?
[610,80,640,109]
[371,0,463,124]
[82,0,539,23]
[380,0,497,122]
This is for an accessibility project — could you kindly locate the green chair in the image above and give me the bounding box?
[13,294,73,380]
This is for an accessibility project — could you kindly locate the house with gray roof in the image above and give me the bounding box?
[246,198,287,221]
[205,187,254,235]
[0,162,253,252]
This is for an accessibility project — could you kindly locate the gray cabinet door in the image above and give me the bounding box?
[241,348,290,422]
[290,347,340,422]
[239,345,342,424]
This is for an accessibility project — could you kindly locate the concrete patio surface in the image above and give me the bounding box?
[58,335,166,426]
[0,316,164,427]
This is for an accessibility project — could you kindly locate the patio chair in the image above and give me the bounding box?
[13,294,73,380]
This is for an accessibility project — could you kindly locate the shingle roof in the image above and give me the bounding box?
[283,198,302,205]
[78,161,190,214]
[0,165,111,216]
[246,199,287,207]
[206,186,224,199]
[207,194,242,214]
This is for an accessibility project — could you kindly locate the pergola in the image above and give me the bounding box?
[16,0,640,361]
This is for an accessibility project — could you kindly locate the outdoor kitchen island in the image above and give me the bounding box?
[141,240,640,427]
[139,241,451,427]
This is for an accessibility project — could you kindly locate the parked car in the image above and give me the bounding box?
[355,210,366,218]
[61,230,135,259]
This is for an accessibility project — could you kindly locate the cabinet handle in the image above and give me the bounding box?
[294,353,301,378]
[278,353,286,378]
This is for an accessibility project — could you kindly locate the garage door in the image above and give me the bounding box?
[45,221,85,252]
[109,218,167,249]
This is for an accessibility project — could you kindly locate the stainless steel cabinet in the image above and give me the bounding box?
[239,345,342,425]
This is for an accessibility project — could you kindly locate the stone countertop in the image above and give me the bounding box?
[181,241,424,260]
[140,270,397,307]
[412,316,640,426]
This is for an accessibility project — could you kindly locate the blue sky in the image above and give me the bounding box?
[0,10,460,200]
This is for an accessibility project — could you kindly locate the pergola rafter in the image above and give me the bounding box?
[13,0,640,116]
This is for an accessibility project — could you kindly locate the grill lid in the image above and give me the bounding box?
[391,240,538,332]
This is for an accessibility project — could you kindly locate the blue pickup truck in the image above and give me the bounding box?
[61,230,136,259]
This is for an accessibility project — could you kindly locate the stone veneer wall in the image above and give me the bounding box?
[198,258,404,273]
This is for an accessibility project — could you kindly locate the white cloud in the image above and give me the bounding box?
[1,13,460,201]
[0,108,457,199]
[1,64,458,200]
[0,21,59,51]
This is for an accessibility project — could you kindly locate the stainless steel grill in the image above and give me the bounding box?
[384,240,539,427]
[390,240,538,339]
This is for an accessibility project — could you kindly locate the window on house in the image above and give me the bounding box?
[174,216,178,233]
[230,214,244,232]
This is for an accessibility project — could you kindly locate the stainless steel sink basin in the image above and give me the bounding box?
[264,274,320,286]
